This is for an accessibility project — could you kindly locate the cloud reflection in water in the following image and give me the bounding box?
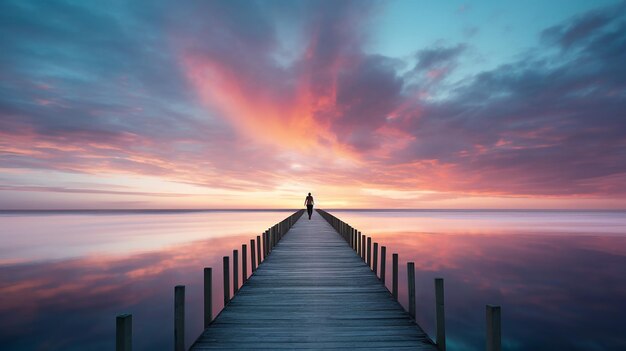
[337,211,626,351]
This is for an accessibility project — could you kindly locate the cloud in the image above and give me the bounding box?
[394,4,626,196]
[541,2,625,49]
[414,44,467,73]
[0,0,625,207]
[0,185,192,197]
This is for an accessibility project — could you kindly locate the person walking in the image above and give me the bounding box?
[304,192,314,220]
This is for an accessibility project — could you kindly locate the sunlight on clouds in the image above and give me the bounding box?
[362,188,439,200]
[1,1,625,209]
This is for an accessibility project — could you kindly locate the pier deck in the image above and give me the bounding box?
[190,211,437,350]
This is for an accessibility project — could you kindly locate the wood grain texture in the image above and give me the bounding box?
[191,211,436,350]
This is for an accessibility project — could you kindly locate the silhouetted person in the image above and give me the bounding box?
[304,192,314,220]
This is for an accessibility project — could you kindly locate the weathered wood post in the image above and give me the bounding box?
[357,231,362,256]
[435,278,446,351]
[242,244,248,284]
[348,228,354,249]
[273,226,276,246]
[381,246,387,284]
[367,237,372,268]
[203,268,212,328]
[256,235,261,265]
[486,305,501,351]
[174,285,185,351]
[362,235,366,260]
[407,262,416,319]
[251,239,257,272]
[350,230,354,249]
[392,253,399,300]
[261,232,267,261]
[349,227,353,247]
[373,242,379,276]
[223,256,230,305]
[233,249,239,294]
[116,314,132,351]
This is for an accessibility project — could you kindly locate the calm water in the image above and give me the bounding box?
[1,210,625,350]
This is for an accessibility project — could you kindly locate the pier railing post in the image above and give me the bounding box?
[361,235,366,260]
[256,235,261,266]
[435,278,446,351]
[262,232,267,259]
[174,285,185,351]
[223,256,230,305]
[273,226,276,246]
[251,239,257,272]
[233,250,239,294]
[242,244,248,284]
[204,268,212,328]
[407,262,416,319]
[381,246,387,284]
[367,237,372,268]
[116,314,132,351]
[349,228,353,247]
[357,232,362,256]
[373,242,379,276]
[392,253,398,300]
[486,305,501,351]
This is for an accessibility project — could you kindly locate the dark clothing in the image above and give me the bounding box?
[307,205,313,219]
[305,195,314,206]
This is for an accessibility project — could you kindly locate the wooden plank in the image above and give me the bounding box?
[190,211,436,350]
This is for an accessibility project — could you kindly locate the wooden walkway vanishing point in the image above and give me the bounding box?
[190,210,438,350]
[115,209,502,351]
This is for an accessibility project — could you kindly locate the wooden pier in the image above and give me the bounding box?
[190,210,437,350]
[116,209,502,351]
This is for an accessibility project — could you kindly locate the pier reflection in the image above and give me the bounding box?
[1,232,259,350]
[338,211,626,351]
[1,210,625,350]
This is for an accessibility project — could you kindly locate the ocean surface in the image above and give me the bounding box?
[1,210,625,350]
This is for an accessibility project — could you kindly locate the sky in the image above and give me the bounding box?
[1,0,625,210]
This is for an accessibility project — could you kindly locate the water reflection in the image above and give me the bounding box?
[0,211,289,350]
[337,211,626,351]
[0,210,293,263]
[1,210,626,350]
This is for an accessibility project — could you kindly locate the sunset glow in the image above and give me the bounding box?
[1,0,625,209]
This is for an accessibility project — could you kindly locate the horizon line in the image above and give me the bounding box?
[1,208,625,212]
